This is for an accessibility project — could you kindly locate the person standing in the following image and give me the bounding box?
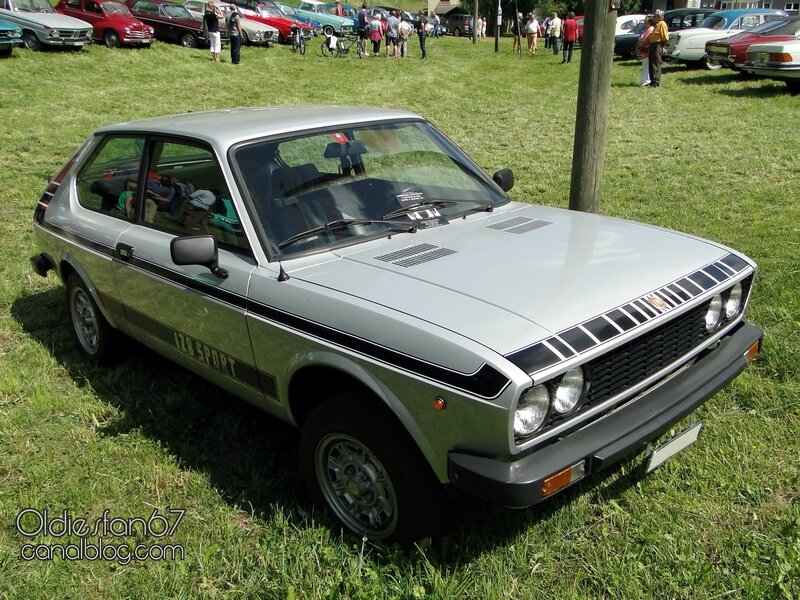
[226,5,242,65]
[481,16,486,39]
[386,10,399,57]
[512,12,523,54]
[561,11,577,63]
[433,13,440,37]
[398,15,412,57]
[543,14,552,49]
[204,1,223,62]
[648,9,669,87]
[637,16,654,86]
[334,0,343,17]
[548,12,561,56]
[525,12,538,54]
[357,3,369,56]
[417,10,428,59]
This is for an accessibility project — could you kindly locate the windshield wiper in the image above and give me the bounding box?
[278,218,416,249]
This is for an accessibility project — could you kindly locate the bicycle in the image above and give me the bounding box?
[291,24,306,55]
[320,32,365,58]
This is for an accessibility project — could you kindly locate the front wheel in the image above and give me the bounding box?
[299,35,306,55]
[299,394,446,543]
[66,273,120,363]
[180,32,197,48]
[453,27,461,37]
[22,31,41,51]
[104,29,121,48]
[321,39,334,56]
[323,25,334,37]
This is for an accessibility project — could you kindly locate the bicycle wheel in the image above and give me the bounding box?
[299,35,306,55]
[321,39,334,57]
[357,40,365,59]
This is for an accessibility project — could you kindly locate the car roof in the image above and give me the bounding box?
[707,8,785,18]
[95,106,424,148]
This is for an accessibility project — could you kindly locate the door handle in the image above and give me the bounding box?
[115,243,134,261]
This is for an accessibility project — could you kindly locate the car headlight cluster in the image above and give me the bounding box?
[514,366,587,439]
[705,282,744,332]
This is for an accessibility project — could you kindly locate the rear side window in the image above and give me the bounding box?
[75,135,145,217]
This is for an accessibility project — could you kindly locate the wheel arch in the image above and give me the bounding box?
[58,255,123,330]
[286,353,443,480]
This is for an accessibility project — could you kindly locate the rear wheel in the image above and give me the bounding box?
[66,273,120,363]
[321,38,333,56]
[453,27,461,37]
[299,34,306,55]
[299,393,446,543]
[787,80,800,96]
[703,56,722,70]
[22,31,41,51]
[104,29,121,48]
[180,32,197,48]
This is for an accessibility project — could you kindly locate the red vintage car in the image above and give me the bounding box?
[705,15,798,70]
[55,0,153,47]
[231,0,313,42]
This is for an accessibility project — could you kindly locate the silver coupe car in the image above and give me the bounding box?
[31,106,763,543]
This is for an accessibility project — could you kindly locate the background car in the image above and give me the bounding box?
[614,20,645,60]
[55,0,153,48]
[743,38,800,93]
[126,0,211,46]
[615,13,645,36]
[663,7,716,32]
[442,12,470,36]
[0,0,92,50]
[666,8,788,69]
[295,0,351,36]
[705,16,800,71]
[184,0,278,45]
[231,0,313,43]
[0,16,22,56]
[375,5,418,31]
[275,2,321,37]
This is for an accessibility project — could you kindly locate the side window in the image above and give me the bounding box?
[76,135,145,217]
[86,0,100,12]
[66,0,80,7]
[146,140,249,253]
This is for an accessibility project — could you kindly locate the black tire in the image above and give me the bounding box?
[703,56,722,71]
[454,27,461,37]
[104,29,121,48]
[787,80,800,96]
[180,32,197,48]
[299,393,446,544]
[323,24,334,37]
[22,31,41,51]
[66,273,120,363]
[321,39,333,57]
[0,45,11,58]
[299,35,305,55]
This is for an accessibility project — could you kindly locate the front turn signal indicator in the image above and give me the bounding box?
[541,460,587,498]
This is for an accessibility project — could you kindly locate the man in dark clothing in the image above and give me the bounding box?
[417,10,428,59]
[227,6,242,65]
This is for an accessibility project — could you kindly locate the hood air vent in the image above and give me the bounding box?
[487,216,551,234]
[375,243,457,267]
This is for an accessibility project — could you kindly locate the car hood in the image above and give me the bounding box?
[3,10,90,28]
[289,203,734,357]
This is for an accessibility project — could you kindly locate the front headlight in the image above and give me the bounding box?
[705,294,723,331]
[125,26,131,34]
[724,283,743,319]
[514,385,549,437]
[149,27,155,34]
[553,367,585,414]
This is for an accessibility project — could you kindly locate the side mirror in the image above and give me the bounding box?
[170,235,229,279]
[492,168,514,192]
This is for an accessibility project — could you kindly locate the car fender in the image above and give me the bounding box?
[283,348,442,475]
[58,250,123,330]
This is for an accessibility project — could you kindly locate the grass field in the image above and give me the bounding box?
[0,35,798,599]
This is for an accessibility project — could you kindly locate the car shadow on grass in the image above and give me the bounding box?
[679,71,741,85]
[11,287,305,522]
[12,288,645,560]
[717,83,793,97]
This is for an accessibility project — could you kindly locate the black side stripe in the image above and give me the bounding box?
[44,220,510,400]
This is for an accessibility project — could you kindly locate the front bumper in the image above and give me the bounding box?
[448,322,763,508]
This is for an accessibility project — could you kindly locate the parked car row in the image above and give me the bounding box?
[0,16,22,56]
[614,8,718,60]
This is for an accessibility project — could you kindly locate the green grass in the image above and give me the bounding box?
[1,37,799,599]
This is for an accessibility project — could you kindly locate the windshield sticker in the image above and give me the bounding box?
[395,191,425,204]
[406,208,449,229]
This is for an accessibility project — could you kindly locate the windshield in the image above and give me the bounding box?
[702,15,727,30]
[233,121,508,258]
[163,4,191,18]
[258,6,282,17]
[104,1,131,15]
[15,0,55,12]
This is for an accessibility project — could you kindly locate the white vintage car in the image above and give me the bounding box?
[31,107,763,543]
[183,0,278,46]
[1,0,92,50]
[666,8,787,69]
[743,38,800,93]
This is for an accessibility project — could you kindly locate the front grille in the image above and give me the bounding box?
[127,30,150,39]
[585,303,707,407]
[0,31,13,39]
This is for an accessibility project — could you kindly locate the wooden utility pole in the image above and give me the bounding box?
[473,0,479,44]
[568,0,618,214]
